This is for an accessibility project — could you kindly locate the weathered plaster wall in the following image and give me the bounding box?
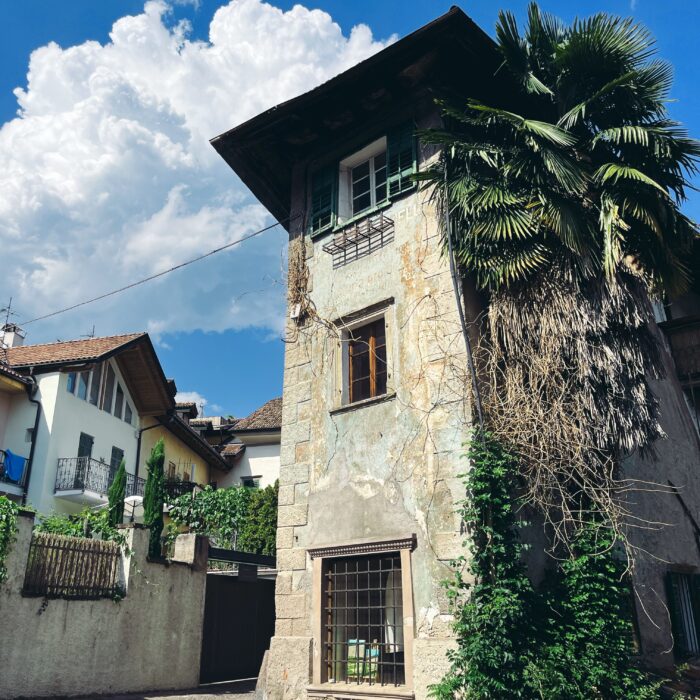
[0,514,207,699]
[623,328,700,668]
[260,128,470,699]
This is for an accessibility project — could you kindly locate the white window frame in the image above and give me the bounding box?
[338,137,387,224]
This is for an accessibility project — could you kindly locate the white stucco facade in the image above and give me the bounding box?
[218,435,280,489]
[14,359,141,514]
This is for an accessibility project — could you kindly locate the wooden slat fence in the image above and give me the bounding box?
[22,532,122,599]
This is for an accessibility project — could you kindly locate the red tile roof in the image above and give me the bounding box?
[5,333,145,368]
[233,397,282,431]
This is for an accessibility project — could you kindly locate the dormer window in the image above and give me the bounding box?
[309,123,416,236]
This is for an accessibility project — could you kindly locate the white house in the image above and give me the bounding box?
[0,329,174,514]
[199,397,282,489]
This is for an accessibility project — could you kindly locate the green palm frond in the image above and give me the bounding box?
[419,3,698,297]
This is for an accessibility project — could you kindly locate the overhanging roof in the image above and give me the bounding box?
[6,333,174,416]
[160,413,231,472]
[210,6,502,229]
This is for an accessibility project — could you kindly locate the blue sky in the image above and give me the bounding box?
[1,0,698,418]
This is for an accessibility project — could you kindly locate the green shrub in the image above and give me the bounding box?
[168,484,251,549]
[143,438,165,558]
[238,480,278,556]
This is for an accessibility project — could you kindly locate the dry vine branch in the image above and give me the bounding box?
[479,261,669,559]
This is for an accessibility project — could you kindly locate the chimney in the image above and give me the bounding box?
[1,323,26,348]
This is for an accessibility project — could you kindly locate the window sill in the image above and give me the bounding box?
[308,684,413,700]
[333,200,393,233]
[330,392,396,416]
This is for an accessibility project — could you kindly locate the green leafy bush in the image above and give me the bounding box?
[431,432,658,700]
[238,481,279,556]
[0,495,18,585]
[430,432,537,700]
[35,507,125,545]
[143,438,165,558]
[168,484,251,549]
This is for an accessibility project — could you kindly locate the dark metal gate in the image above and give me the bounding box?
[200,549,276,684]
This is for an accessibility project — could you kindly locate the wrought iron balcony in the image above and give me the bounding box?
[55,456,145,504]
[0,448,28,493]
[163,477,198,500]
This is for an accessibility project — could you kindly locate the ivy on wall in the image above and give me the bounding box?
[429,432,659,700]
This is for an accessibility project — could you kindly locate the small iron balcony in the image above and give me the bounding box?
[55,456,145,505]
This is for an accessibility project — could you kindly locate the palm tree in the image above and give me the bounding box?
[420,4,700,547]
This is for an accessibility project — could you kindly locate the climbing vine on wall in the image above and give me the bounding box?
[0,495,19,586]
[429,432,660,700]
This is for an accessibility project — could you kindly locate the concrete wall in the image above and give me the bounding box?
[0,513,207,699]
[218,438,280,489]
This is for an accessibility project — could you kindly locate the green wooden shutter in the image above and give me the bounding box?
[667,572,689,657]
[310,164,337,236]
[387,122,416,198]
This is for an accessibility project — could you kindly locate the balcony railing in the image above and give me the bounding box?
[0,449,28,489]
[163,477,198,500]
[55,457,145,499]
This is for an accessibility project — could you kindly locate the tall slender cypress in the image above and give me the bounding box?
[143,438,165,558]
[107,458,126,527]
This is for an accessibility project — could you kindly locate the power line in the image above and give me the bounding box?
[20,218,293,326]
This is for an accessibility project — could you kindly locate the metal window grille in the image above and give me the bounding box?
[324,553,405,687]
[23,532,122,600]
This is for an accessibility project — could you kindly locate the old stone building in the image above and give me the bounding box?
[213,7,700,699]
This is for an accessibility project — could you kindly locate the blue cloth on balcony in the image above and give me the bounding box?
[4,449,25,483]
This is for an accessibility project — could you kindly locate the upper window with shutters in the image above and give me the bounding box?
[309,123,416,237]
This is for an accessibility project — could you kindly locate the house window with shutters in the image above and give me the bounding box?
[309,123,416,238]
[667,571,700,658]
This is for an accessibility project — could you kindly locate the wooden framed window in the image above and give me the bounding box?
[309,123,416,237]
[167,461,177,479]
[348,318,387,404]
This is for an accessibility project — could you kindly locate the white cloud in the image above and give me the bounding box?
[0,0,393,344]
[175,390,208,411]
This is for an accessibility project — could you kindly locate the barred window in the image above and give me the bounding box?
[324,553,405,687]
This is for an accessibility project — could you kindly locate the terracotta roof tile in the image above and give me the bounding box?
[233,397,282,431]
[221,443,245,457]
[6,333,145,368]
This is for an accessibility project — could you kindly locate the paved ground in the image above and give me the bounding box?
[47,680,256,700]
